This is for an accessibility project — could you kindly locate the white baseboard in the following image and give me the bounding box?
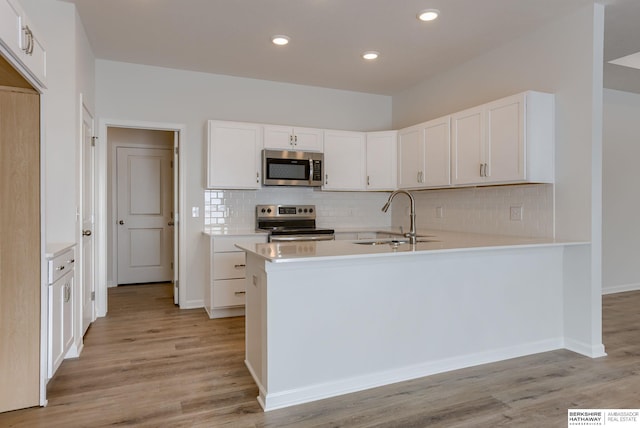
[602,283,640,295]
[564,338,607,358]
[180,299,204,310]
[259,338,564,411]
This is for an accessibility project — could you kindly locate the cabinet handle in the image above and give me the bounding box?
[234,291,246,296]
[234,264,246,269]
[294,135,298,145]
[367,176,370,186]
[256,172,260,183]
[289,134,293,145]
[480,163,484,177]
[67,259,75,264]
[325,174,328,185]
[484,163,488,177]
[56,265,65,271]
[64,283,71,303]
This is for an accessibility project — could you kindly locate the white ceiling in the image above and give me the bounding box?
[66,0,640,95]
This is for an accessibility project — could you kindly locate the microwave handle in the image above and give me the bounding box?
[309,159,314,184]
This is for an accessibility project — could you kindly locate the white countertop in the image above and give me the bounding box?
[236,229,587,263]
[203,227,268,236]
[45,242,75,258]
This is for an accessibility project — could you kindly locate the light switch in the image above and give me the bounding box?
[192,207,200,217]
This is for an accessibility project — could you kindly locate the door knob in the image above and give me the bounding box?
[168,221,175,226]
[82,229,92,236]
[119,220,125,225]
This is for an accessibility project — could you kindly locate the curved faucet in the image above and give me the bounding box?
[381,190,417,244]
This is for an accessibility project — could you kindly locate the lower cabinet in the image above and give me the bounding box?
[47,245,75,379]
[205,234,267,318]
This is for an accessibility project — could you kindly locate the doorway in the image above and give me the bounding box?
[106,127,179,298]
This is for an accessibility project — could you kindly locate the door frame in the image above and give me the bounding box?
[96,118,186,316]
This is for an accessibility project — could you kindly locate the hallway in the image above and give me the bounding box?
[1,284,639,427]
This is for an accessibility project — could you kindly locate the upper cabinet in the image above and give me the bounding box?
[323,130,366,191]
[366,131,397,191]
[264,125,323,152]
[0,0,47,88]
[207,120,263,189]
[398,116,451,189]
[452,91,554,186]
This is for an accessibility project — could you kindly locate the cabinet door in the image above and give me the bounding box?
[485,94,525,183]
[62,276,74,354]
[292,127,323,152]
[323,130,366,191]
[263,125,294,150]
[0,0,21,56]
[48,280,64,378]
[17,19,46,87]
[207,121,262,189]
[397,125,424,189]
[451,106,484,185]
[423,116,451,188]
[366,131,397,190]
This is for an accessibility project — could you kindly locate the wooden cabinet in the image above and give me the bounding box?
[323,130,366,191]
[366,131,397,191]
[398,116,451,189]
[452,91,554,186]
[205,234,267,319]
[264,125,323,152]
[207,120,263,189]
[47,246,75,379]
[0,84,41,412]
[0,0,47,87]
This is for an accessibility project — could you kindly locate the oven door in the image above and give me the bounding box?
[269,234,335,242]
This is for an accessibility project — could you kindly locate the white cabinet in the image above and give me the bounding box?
[205,234,267,319]
[207,120,263,189]
[264,125,323,152]
[366,131,397,191]
[452,91,554,186]
[323,130,366,191]
[47,246,75,379]
[0,0,47,87]
[398,116,451,189]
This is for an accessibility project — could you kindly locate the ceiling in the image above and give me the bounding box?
[66,0,640,96]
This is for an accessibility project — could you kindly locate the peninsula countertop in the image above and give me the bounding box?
[236,229,586,263]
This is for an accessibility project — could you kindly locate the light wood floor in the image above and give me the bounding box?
[1,284,639,427]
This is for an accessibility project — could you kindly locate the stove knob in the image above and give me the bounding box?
[261,208,266,213]
[298,208,302,213]
[267,208,272,213]
[309,208,314,213]
[303,208,308,213]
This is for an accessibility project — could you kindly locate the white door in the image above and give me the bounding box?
[172,134,179,304]
[117,147,173,284]
[81,105,95,335]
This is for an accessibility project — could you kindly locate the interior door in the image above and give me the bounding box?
[172,133,179,304]
[117,147,173,284]
[81,105,95,335]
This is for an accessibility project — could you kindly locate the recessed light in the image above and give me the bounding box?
[272,35,290,46]
[417,9,440,22]
[362,51,379,60]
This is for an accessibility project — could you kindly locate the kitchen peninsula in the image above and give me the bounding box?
[237,231,597,411]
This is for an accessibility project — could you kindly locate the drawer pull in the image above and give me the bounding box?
[234,264,246,269]
[67,259,75,264]
[56,265,65,271]
[234,291,246,296]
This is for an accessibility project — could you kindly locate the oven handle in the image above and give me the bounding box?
[270,235,335,242]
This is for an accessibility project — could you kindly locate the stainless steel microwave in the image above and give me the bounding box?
[262,149,323,187]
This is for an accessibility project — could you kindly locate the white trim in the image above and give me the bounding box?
[258,339,564,411]
[602,283,640,295]
[96,118,187,315]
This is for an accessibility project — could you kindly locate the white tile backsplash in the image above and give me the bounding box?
[205,183,554,238]
[204,187,392,229]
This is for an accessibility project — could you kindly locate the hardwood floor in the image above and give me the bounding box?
[1,284,639,427]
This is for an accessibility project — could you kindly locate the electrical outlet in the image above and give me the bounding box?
[510,205,523,221]
[435,206,444,219]
[192,206,200,218]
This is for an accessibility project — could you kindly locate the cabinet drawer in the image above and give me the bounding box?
[48,248,75,284]
[213,252,246,279]
[213,279,246,308]
[213,235,267,252]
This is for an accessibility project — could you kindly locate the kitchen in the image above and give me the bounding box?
[1,0,640,423]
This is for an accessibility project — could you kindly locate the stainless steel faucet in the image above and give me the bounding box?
[381,190,417,244]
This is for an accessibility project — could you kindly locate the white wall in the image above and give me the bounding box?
[391,4,604,356]
[95,60,392,307]
[602,89,640,294]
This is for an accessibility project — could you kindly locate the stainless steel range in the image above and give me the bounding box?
[256,205,335,242]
